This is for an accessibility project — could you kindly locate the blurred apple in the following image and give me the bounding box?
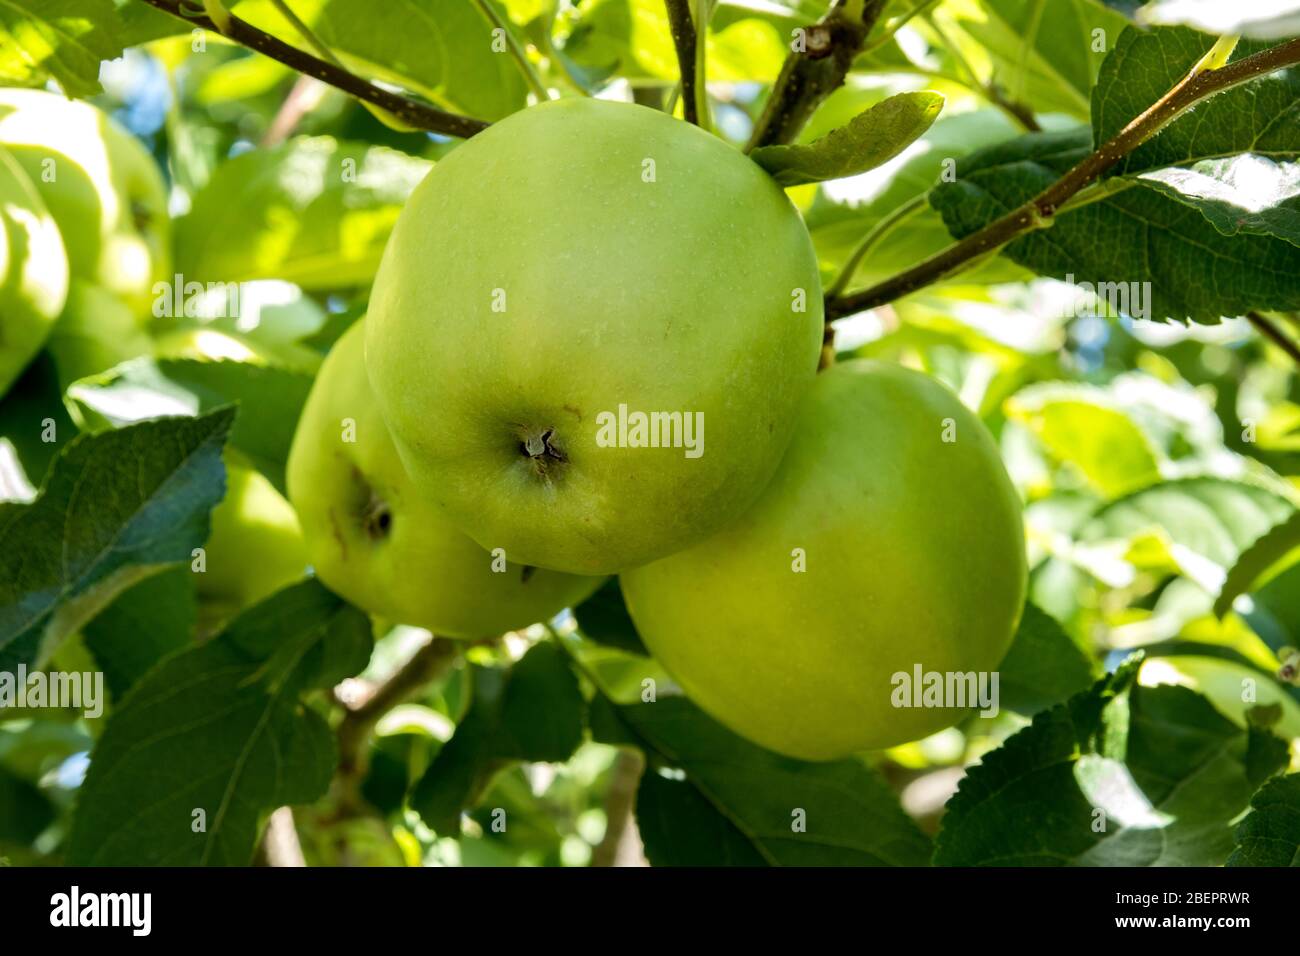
[45,280,152,388]
[0,88,170,316]
[198,453,308,618]
[0,144,68,395]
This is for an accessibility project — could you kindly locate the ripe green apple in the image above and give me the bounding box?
[0,88,170,316]
[288,320,605,637]
[198,453,308,615]
[365,97,823,575]
[0,144,68,395]
[45,280,153,388]
[621,360,1028,760]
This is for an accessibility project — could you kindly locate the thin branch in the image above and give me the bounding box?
[826,36,1300,319]
[1247,311,1300,367]
[140,0,490,138]
[665,0,702,125]
[924,11,1040,132]
[744,0,889,152]
[336,635,462,782]
[470,0,551,102]
[590,749,646,867]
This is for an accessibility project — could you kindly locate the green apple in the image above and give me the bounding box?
[288,320,604,637]
[365,97,823,575]
[0,144,68,395]
[198,453,308,615]
[621,360,1028,760]
[0,88,170,315]
[45,280,153,388]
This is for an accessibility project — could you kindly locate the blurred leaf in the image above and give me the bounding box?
[591,694,932,866]
[945,0,1128,118]
[410,641,585,834]
[563,0,785,82]
[1227,772,1300,866]
[1007,383,1163,498]
[752,92,944,187]
[0,0,123,97]
[935,658,1289,865]
[1126,1,1300,40]
[67,358,314,496]
[1215,510,1300,617]
[0,767,53,845]
[237,0,527,120]
[636,770,766,866]
[1082,477,1295,595]
[571,579,648,655]
[67,581,369,865]
[930,127,1300,323]
[998,602,1096,714]
[0,409,233,673]
[0,352,77,499]
[174,136,430,290]
[1242,561,1300,656]
[83,566,197,700]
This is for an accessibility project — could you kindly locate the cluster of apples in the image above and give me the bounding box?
[289,99,1028,760]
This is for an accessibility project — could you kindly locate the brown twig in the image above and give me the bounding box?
[1247,311,1300,366]
[826,36,1300,319]
[590,748,647,867]
[335,635,462,781]
[139,0,490,138]
[664,0,702,126]
[744,0,889,152]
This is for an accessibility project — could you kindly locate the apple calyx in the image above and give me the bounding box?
[521,427,567,473]
[362,491,392,540]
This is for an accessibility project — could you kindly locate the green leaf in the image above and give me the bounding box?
[67,580,371,866]
[0,0,123,98]
[998,603,1096,715]
[751,92,944,187]
[67,358,314,496]
[945,0,1129,119]
[1129,1,1300,40]
[0,766,53,845]
[930,126,1300,323]
[0,409,234,672]
[806,107,1028,293]
[0,352,77,499]
[1227,773,1300,866]
[1139,158,1300,248]
[562,0,786,83]
[1081,477,1296,595]
[571,579,648,656]
[235,0,527,121]
[935,659,1289,865]
[174,137,430,290]
[1007,383,1163,498]
[1094,29,1300,179]
[410,641,586,834]
[590,694,932,866]
[636,770,767,866]
[83,567,197,700]
[1215,510,1300,617]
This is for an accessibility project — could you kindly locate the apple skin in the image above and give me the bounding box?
[288,320,605,638]
[198,454,309,615]
[0,144,69,395]
[365,97,823,575]
[0,89,170,316]
[620,360,1028,760]
[45,280,153,388]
